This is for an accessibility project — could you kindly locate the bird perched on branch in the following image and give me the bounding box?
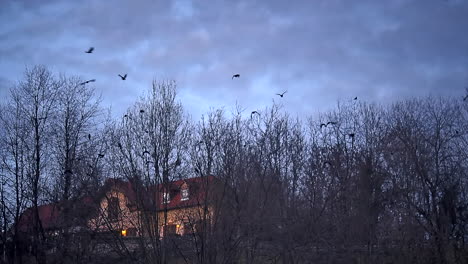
[85,47,94,53]
[251,111,259,118]
[118,74,127,80]
[348,133,355,138]
[276,91,287,98]
[232,74,240,79]
[80,79,96,85]
[140,109,145,113]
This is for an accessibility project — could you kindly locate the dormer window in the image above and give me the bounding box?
[181,189,189,201]
[162,192,170,204]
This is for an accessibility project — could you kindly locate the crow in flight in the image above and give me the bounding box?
[232,74,240,79]
[85,47,94,53]
[80,79,96,85]
[276,91,287,98]
[118,74,127,80]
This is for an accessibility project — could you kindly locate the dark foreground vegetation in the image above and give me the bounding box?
[0,66,467,263]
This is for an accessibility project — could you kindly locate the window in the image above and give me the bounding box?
[108,197,119,222]
[181,189,189,201]
[162,192,170,204]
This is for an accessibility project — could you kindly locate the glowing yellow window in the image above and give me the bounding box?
[121,229,127,237]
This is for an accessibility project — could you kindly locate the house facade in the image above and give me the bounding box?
[88,175,218,239]
[18,176,219,240]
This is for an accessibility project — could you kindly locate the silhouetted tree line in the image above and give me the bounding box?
[0,66,467,263]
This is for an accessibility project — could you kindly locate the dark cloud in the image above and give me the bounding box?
[1,0,467,119]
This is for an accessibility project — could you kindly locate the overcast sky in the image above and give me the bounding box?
[1,0,467,120]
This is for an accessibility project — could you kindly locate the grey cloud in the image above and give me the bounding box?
[0,0,467,120]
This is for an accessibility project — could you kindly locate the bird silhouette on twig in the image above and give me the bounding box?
[232,74,240,79]
[251,111,260,118]
[276,91,287,98]
[118,74,127,80]
[348,133,355,138]
[140,109,145,113]
[80,79,96,85]
[85,47,94,53]
[88,134,91,140]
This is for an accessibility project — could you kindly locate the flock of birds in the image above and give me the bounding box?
[80,46,366,144]
[80,47,127,86]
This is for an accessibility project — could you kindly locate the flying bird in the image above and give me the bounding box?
[118,74,127,80]
[276,91,287,98]
[85,47,94,53]
[80,79,96,85]
[232,74,240,79]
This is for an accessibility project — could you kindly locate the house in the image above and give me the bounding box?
[88,175,219,238]
[17,196,96,236]
[17,175,219,242]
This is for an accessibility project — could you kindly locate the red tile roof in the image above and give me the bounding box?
[17,197,96,233]
[105,175,218,211]
[17,176,218,232]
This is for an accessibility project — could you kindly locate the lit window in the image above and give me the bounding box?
[121,229,127,237]
[162,192,170,204]
[181,189,189,201]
